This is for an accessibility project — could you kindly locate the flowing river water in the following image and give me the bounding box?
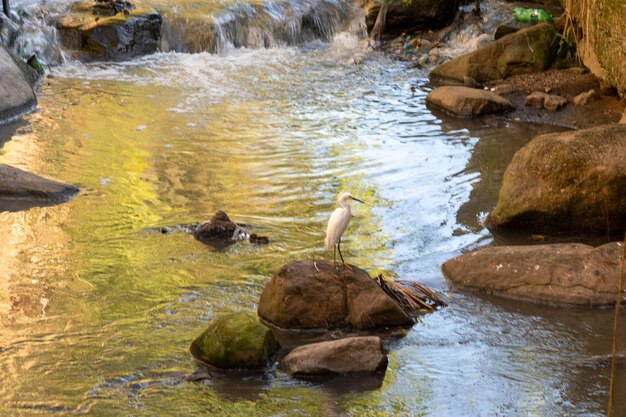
[1,1,625,415]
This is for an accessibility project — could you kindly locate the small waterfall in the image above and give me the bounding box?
[1,0,68,64]
[2,0,366,64]
[160,0,367,54]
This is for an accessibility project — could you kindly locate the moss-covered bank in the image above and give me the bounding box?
[562,0,626,94]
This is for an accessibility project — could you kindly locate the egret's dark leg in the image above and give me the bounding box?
[337,237,345,264]
[333,244,337,263]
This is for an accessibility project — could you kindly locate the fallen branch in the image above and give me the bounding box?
[376,274,446,315]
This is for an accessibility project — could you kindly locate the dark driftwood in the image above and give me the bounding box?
[376,274,446,314]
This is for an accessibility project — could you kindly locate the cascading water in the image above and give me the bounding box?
[1,0,68,64]
[3,0,521,66]
[160,0,367,53]
[3,0,367,63]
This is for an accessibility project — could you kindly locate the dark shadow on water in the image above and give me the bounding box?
[0,198,74,213]
[187,366,272,402]
[302,372,385,394]
[432,110,612,247]
[263,319,413,351]
[0,118,28,149]
[209,372,271,402]
[487,226,616,247]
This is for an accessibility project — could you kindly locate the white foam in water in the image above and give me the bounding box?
[4,0,70,64]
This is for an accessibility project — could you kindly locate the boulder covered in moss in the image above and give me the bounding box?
[430,23,558,85]
[486,124,626,235]
[190,312,278,370]
[56,1,162,61]
[258,260,413,330]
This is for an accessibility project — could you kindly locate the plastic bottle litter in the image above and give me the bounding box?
[513,7,553,23]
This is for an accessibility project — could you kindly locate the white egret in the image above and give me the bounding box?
[324,192,364,264]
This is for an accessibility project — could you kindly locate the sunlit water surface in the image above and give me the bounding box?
[0,35,624,416]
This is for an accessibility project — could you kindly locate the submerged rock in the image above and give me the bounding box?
[486,124,626,235]
[194,210,269,246]
[0,164,79,212]
[442,242,624,306]
[430,23,557,85]
[426,86,515,117]
[258,260,413,330]
[525,91,567,111]
[280,336,388,376]
[57,1,162,61]
[573,89,598,106]
[363,0,459,33]
[190,312,278,370]
[0,45,37,123]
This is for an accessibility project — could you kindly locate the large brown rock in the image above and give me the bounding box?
[430,23,557,85]
[258,260,413,330]
[486,124,626,235]
[442,242,624,306]
[0,164,79,212]
[0,46,36,123]
[426,86,515,117]
[57,1,162,61]
[280,336,388,376]
[363,0,459,33]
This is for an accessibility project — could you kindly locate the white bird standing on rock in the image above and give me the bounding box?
[325,192,364,265]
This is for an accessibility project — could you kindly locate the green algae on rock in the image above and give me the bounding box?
[486,124,626,236]
[190,312,278,370]
[430,23,558,85]
[56,1,162,61]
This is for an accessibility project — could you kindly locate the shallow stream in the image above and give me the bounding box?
[0,2,624,415]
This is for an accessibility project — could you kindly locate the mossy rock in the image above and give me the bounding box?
[486,124,626,236]
[190,312,278,370]
[56,1,162,61]
[431,23,558,84]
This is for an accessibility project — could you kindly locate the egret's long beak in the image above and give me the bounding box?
[350,196,364,204]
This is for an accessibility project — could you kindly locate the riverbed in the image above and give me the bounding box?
[0,12,624,417]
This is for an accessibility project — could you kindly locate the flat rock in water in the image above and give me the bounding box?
[258,260,413,330]
[280,336,388,376]
[442,242,624,306]
[426,86,515,117]
[573,89,598,106]
[0,164,79,211]
[525,90,569,111]
[486,124,626,235]
[543,94,567,111]
[430,23,557,84]
[0,46,37,123]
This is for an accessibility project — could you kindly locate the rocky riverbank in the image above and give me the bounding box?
[368,0,626,305]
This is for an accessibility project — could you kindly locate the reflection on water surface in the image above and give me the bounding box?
[0,36,623,416]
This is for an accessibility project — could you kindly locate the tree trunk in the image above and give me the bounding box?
[368,1,389,42]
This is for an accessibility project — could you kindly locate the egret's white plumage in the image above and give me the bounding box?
[324,192,364,263]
